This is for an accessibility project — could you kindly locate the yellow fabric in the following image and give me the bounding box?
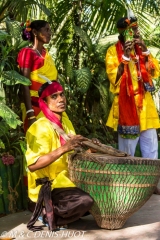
[26,116,76,202]
[20,51,70,124]
[30,50,58,97]
[21,50,58,122]
[106,44,160,131]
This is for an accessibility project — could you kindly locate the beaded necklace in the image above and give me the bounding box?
[34,48,46,59]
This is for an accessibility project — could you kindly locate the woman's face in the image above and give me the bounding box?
[36,23,52,44]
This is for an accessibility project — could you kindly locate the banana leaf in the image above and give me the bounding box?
[0,70,31,86]
[0,102,22,129]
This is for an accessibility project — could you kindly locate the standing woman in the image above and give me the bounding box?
[17,20,58,132]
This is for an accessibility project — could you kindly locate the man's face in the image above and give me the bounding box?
[45,91,66,113]
[132,26,140,38]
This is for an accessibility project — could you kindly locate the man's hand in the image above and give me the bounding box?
[124,40,133,58]
[133,37,148,52]
[65,134,88,151]
[91,138,101,146]
[86,138,102,153]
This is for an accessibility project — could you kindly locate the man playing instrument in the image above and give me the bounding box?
[105,15,160,194]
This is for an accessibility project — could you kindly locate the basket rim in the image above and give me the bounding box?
[68,152,160,166]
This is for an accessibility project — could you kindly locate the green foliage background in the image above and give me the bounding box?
[0,0,160,145]
[0,0,159,214]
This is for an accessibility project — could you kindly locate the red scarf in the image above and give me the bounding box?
[39,82,66,145]
[115,41,153,135]
[134,44,154,87]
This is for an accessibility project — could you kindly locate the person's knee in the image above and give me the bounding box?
[81,194,94,209]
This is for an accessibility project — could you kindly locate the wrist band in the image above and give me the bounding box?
[122,55,130,61]
[26,109,34,114]
[142,49,150,56]
[121,59,129,65]
[28,116,36,120]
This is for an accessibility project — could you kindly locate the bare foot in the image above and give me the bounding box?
[153,187,160,195]
[56,225,68,230]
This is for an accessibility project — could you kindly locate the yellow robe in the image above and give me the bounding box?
[26,116,76,202]
[106,44,160,132]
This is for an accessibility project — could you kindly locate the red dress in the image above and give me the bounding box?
[17,47,58,131]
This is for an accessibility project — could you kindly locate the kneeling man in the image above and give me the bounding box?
[26,81,93,231]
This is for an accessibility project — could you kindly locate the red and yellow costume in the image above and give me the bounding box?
[17,47,58,130]
[17,47,58,185]
[106,44,160,134]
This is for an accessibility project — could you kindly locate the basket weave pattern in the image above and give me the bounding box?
[68,153,160,229]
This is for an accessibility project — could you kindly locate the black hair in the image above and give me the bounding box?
[117,16,138,43]
[118,34,125,43]
[116,17,128,29]
[22,20,48,42]
[116,16,137,29]
[38,82,50,97]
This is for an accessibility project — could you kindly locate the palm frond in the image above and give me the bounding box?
[74,25,93,54]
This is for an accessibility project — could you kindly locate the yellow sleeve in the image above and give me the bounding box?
[106,45,121,93]
[26,118,54,167]
[26,116,76,167]
[149,54,159,79]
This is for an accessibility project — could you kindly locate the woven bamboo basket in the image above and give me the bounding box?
[68,152,160,230]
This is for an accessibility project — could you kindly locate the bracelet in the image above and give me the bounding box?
[28,116,36,120]
[26,109,34,114]
[122,55,130,61]
[142,49,150,56]
[121,59,129,65]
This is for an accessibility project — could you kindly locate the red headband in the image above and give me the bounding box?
[40,81,64,99]
[39,81,66,146]
[117,18,138,33]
